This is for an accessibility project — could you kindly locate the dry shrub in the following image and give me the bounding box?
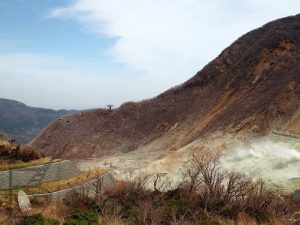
[99,215,131,225]
[133,201,161,225]
[0,143,13,158]
[62,152,289,225]
[29,200,71,223]
[180,152,287,221]
[219,212,291,225]
[232,212,257,225]
[16,145,43,162]
[96,174,221,225]
[0,143,43,162]
[64,187,94,210]
[261,218,291,225]
[104,175,151,204]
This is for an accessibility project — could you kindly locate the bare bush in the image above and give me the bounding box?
[180,152,287,220]
[0,143,42,162]
[63,151,288,225]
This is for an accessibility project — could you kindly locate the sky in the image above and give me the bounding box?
[0,0,299,109]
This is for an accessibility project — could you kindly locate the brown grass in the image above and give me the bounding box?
[0,139,44,163]
[99,216,131,225]
[220,212,291,225]
[0,157,60,171]
[29,200,72,223]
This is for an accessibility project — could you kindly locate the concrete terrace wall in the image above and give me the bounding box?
[29,172,115,200]
[0,160,81,189]
[272,131,300,141]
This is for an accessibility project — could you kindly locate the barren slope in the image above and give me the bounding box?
[30,14,300,159]
[282,109,300,135]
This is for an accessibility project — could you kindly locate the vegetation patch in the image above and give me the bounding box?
[0,157,60,171]
[60,152,290,225]
[1,152,295,225]
[0,138,43,162]
[18,213,59,225]
[0,138,58,171]
[64,208,99,225]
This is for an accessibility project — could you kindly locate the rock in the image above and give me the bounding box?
[293,190,300,200]
[18,190,31,215]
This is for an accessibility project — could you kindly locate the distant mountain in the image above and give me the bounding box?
[0,98,76,143]
[31,14,300,159]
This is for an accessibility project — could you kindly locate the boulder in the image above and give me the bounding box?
[18,190,31,215]
[294,190,300,200]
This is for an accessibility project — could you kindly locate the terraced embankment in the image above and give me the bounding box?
[272,131,300,141]
[0,160,80,189]
[28,171,115,200]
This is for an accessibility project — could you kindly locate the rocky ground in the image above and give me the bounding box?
[77,131,300,192]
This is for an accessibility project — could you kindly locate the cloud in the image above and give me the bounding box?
[0,53,69,77]
[0,52,160,109]
[50,0,300,84]
[2,1,299,109]
[0,53,96,109]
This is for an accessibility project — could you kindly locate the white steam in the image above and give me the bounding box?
[221,136,300,191]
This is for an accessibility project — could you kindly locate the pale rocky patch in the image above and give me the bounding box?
[18,190,31,215]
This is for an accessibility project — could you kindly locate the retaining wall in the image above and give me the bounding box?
[0,160,81,189]
[272,131,300,141]
[28,172,115,200]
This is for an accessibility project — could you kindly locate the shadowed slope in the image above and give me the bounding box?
[0,98,76,143]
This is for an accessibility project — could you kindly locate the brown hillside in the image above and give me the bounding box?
[30,14,300,159]
[282,108,300,135]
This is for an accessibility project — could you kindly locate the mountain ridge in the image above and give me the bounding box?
[30,14,300,159]
[0,98,76,143]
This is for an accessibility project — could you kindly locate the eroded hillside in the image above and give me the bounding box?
[30,14,300,159]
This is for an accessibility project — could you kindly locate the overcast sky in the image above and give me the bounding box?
[0,0,299,109]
